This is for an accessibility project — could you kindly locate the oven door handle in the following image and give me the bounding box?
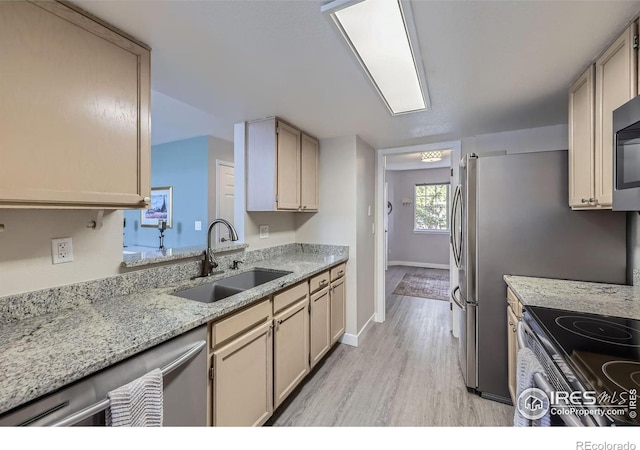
[517,320,529,350]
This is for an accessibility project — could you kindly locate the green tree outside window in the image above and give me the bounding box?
[414,183,449,231]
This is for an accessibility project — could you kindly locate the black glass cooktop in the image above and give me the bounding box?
[527,306,640,426]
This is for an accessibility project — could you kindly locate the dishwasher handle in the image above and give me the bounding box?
[49,340,206,427]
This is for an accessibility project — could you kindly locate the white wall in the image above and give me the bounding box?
[355,136,376,331]
[462,124,568,156]
[0,210,123,296]
[386,167,450,266]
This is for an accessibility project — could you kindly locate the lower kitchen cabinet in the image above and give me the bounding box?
[309,286,331,368]
[506,287,523,404]
[330,276,346,345]
[273,297,310,408]
[212,321,273,426]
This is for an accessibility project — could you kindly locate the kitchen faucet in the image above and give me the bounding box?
[202,219,239,277]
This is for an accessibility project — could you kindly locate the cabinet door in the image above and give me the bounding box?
[595,23,637,208]
[568,65,596,208]
[507,306,518,405]
[0,1,150,208]
[274,297,310,407]
[300,134,319,211]
[276,121,301,210]
[330,277,346,345]
[213,321,273,426]
[310,287,331,368]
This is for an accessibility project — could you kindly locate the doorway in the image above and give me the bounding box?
[375,141,461,337]
[214,160,235,243]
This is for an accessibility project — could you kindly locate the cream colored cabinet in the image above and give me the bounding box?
[506,287,523,405]
[209,299,273,427]
[246,117,319,212]
[300,134,319,211]
[273,296,310,408]
[569,23,637,209]
[569,65,596,208]
[309,286,331,368]
[0,1,151,209]
[507,305,519,404]
[330,272,346,345]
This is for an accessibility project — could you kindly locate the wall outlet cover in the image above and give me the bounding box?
[195,221,202,231]
[259,225,269,239]
[51,237,74,264]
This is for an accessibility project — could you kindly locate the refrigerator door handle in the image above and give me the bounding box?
[450,286,465,311]
[451,185,462,267]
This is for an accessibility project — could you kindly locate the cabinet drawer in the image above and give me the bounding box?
[273,281,308,314]
[210,298,272,349]
[309,271,330,294]
[506,288,523,319]
[330,263,346,281]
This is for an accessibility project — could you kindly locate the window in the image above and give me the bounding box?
[414,183,449,231]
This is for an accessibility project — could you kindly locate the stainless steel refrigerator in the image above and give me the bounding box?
[449,150,627,403]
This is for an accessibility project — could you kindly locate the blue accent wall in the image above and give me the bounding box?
[124,136,209,249]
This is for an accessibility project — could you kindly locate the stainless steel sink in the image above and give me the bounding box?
[172,269,291,304]
[215,269,292,290]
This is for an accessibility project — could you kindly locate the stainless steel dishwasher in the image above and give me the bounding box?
[0,325,208,426]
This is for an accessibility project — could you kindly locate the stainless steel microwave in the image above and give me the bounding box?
[613,95,640,210]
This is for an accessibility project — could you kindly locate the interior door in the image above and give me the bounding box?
[215,161,235,243]
[384,181,389,271]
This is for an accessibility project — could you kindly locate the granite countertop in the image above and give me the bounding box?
[503,275,640,320]
[121,242,249,268]
[0,251,347,416]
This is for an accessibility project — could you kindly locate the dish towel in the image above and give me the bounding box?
[106,368,163,427]
[513,348,551,427]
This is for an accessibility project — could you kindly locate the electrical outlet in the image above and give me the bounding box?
[195,221,202,231]
[51,237,74,264]
[259,225,269,239]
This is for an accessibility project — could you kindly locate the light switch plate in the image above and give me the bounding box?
[52,237,74,264]
[195,221,202,231]
[259,225,269,239]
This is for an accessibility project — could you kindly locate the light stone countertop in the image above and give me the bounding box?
[503,275,640,320]
[121,242,249,268]
[0,251,347,416]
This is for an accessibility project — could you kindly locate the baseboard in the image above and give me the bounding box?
[339,313,376,348]
[388,261,450,270]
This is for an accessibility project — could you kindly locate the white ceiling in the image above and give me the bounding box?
[386,151,451,171]
[75,0,640,149]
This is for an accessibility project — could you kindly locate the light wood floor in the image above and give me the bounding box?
[268,266,514,426]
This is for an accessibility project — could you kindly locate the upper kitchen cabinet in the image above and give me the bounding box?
[569,22,637,210]
[246,117,319,212]
[0,1,151,209]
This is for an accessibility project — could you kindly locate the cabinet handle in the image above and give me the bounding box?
[143,197,151,203]
[276,319,284,325]
[581,198,597,205]
[303,205,307,209]
[581,198,589,203]
[338,270,344,276]
[319,279,328,286]
[508,321,516,332]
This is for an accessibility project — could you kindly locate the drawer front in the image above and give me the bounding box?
[330,263,346,281]
[309,271,330,294]
[506,288,522,319]
[210,298,272,349]
[273,281,308,314]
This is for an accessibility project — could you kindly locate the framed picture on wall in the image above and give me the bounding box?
[141,186,173,228]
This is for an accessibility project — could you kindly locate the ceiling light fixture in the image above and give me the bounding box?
[421,151,442,162]
[321,0,430,115]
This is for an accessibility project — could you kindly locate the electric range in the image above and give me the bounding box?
[522,306,639,426]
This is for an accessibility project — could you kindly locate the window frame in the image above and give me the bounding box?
[413,182,450,234]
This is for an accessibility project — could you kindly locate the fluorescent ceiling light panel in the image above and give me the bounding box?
[323,0,428,115]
